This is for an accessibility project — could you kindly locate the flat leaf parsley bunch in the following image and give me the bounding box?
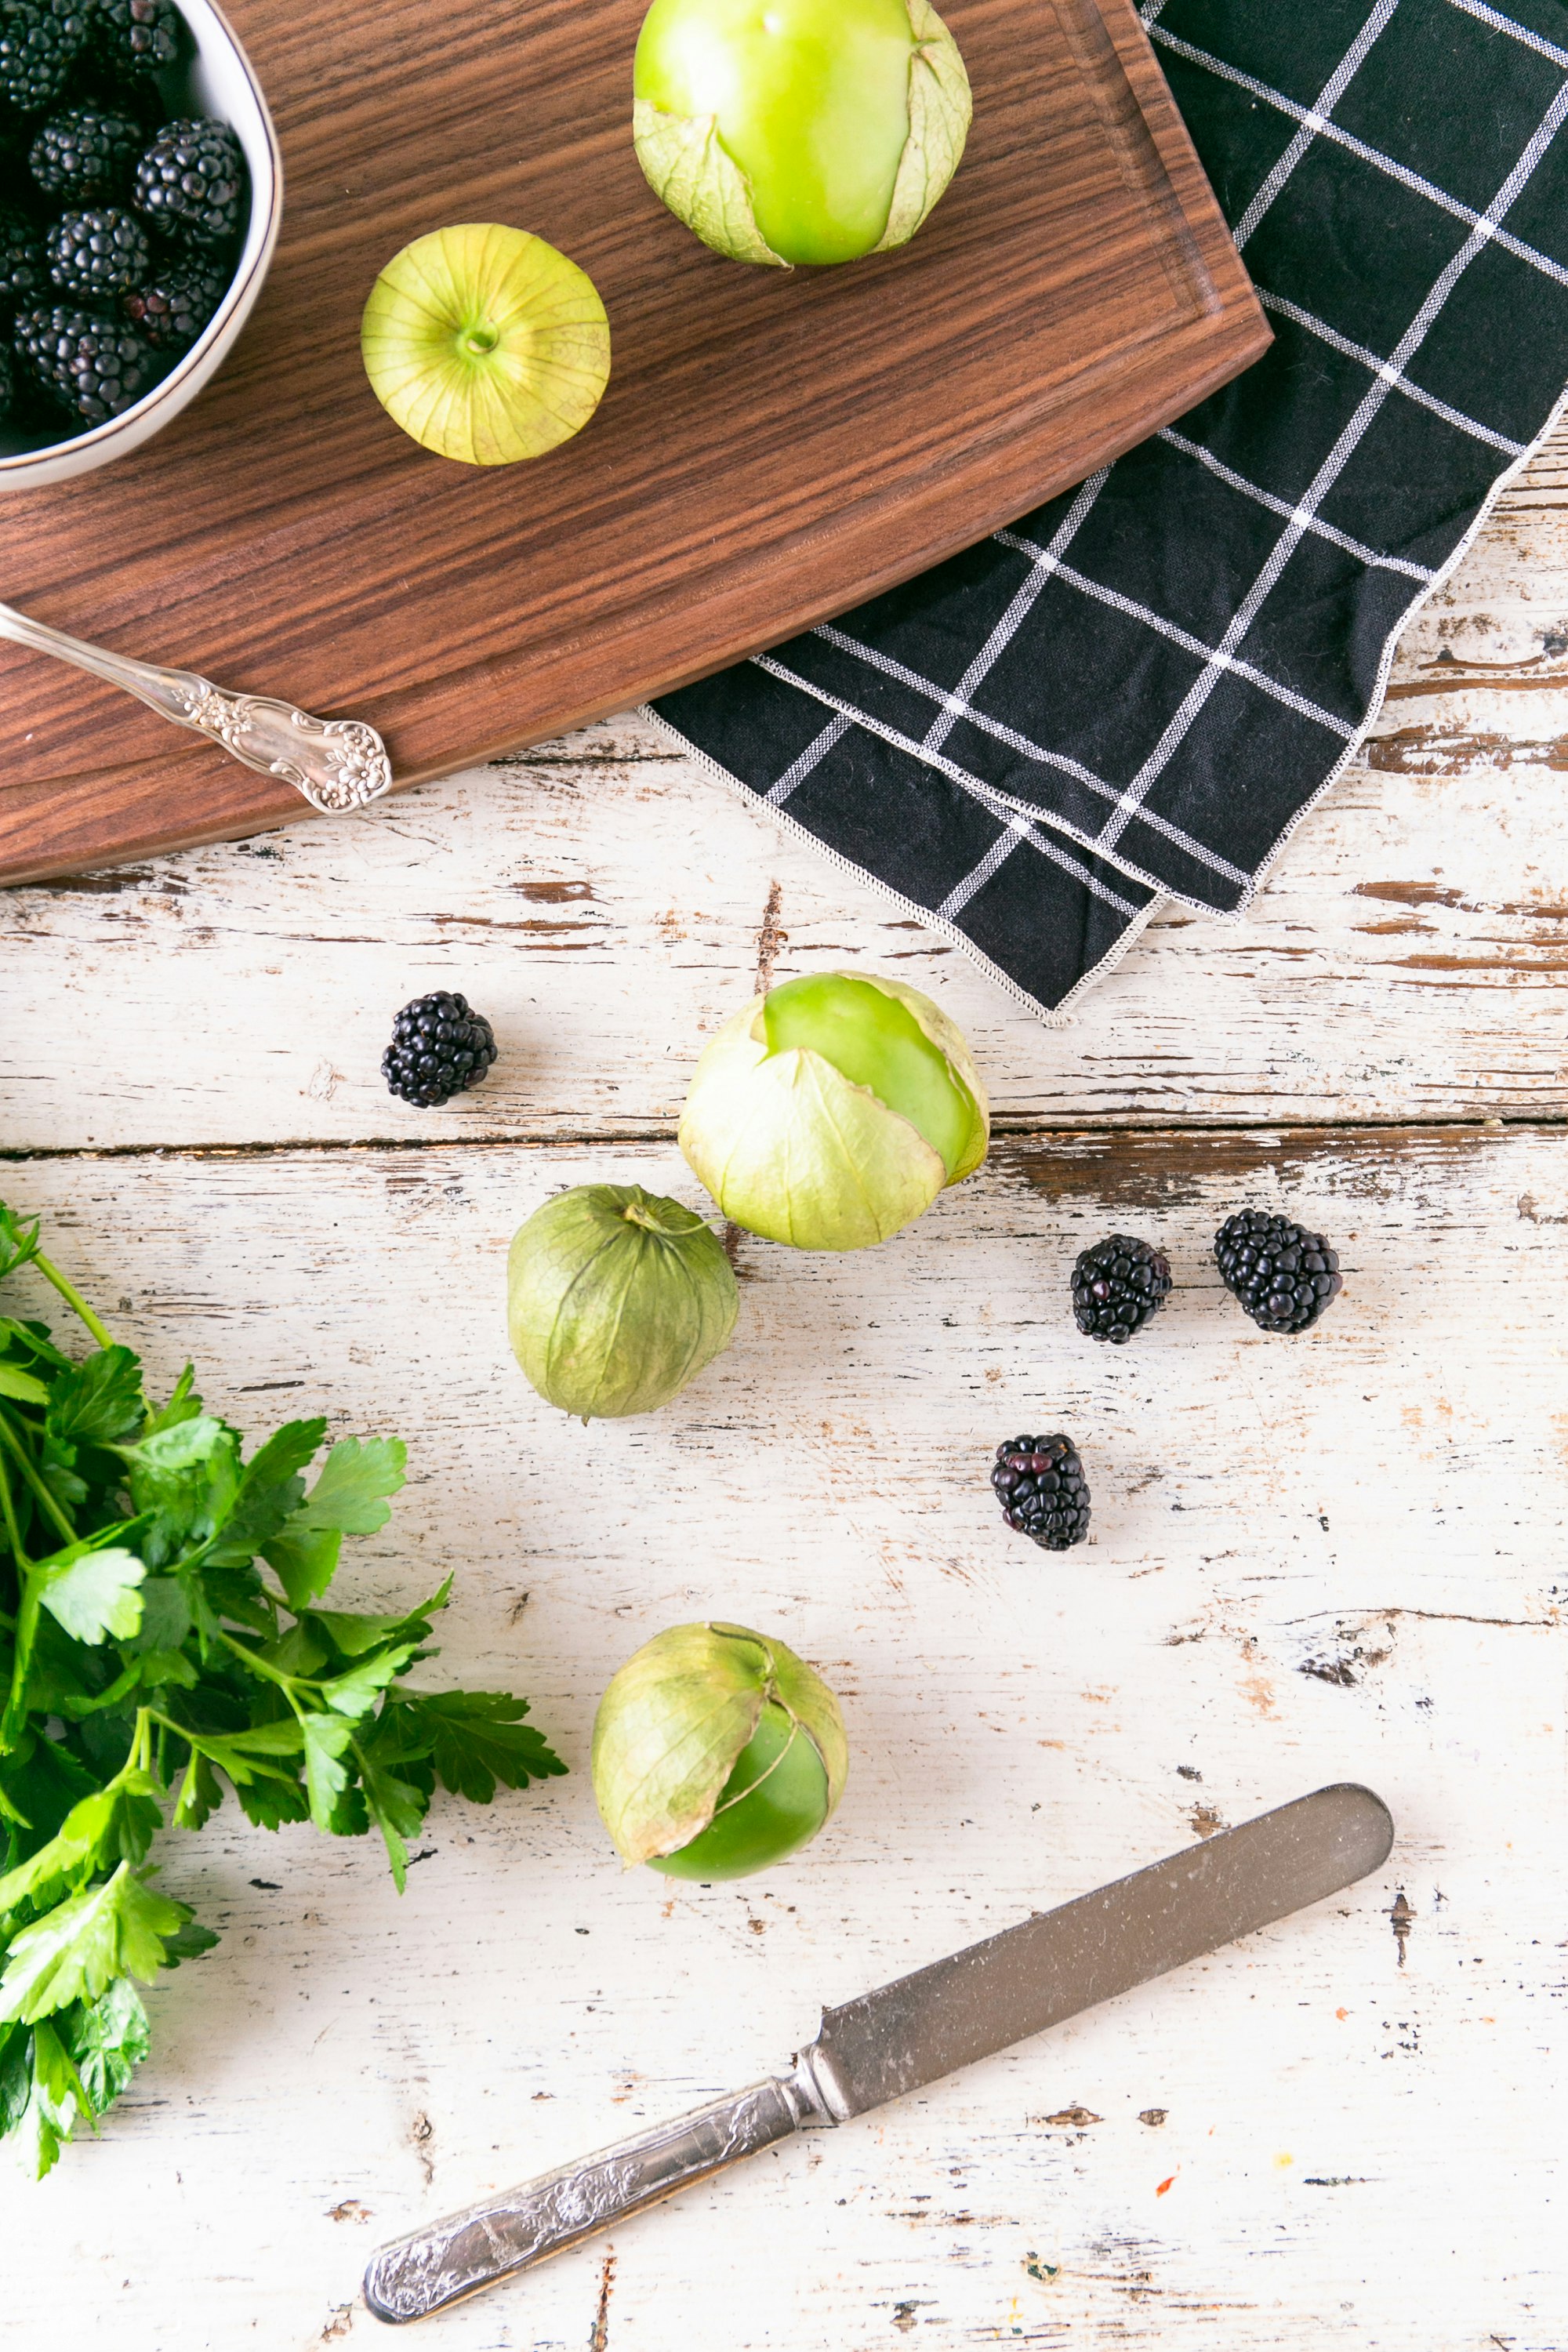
[0,1199,564,2174]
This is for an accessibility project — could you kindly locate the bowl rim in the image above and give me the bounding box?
[0,0,283,480]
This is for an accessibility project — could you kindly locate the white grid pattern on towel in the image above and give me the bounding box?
[1254,288,1530,455]
[1231,0,1403,250]
[1094,67,1568,854]
[917,470,1109,760]
[1156,427,1437,579]
[754,645,1251,889]
[765,712,851,804]
[1445,0,1568,69]
[991,532,1356,735]
[1150,20,1568,291]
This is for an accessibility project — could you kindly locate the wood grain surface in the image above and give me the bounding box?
[0,425,1563,2352]
[0,0,1267,887]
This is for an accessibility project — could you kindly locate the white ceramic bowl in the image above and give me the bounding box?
[0,0,282,490]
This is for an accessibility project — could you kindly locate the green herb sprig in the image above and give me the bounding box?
[0,1199,564,2176]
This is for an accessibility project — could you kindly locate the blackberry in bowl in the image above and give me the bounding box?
[0,0,280,486]
[46,205,151,296]
[120,252,222,347]
[29,107,145,203]
[15,300,155,421]
[134,114,242,245]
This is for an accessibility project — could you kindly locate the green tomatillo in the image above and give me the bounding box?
[592,1622,848,1878]
[633,0,971,267]
[506,1184,738,1419]
[678,970,989,1250]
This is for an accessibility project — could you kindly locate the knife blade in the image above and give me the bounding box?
[364,1781,1392,2324]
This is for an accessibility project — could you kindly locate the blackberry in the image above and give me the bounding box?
[382,992,497,1108]
[1214,1210,1342,1334]
[87,0,180,80]
[29,107,143,202]
[1071,1232,1171,1344]
[0,337,13,419]
[47,205,149,296]
[991,1434,1091,1552]
[120,252,220,347]
[14,300,155,423]
[0,203,46,318]
[134,117,243,248]
[0,0,88,115]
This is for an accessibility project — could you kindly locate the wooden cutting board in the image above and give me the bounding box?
[0,0,1268,886]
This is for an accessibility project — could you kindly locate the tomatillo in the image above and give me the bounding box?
[678,970,989,1249]
[633,0,971,267]
[506,1184,738,1419]
[592,1622,848,1878]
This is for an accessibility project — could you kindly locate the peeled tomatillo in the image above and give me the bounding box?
[679,970,989,1250]
[633,0,971,267]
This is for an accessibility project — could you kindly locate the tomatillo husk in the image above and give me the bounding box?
[360,223,610,466]
[678,970,988,1250]
[592,1621,848,1878]
[506,1184,738,1419]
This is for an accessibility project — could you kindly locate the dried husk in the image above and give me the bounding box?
[592,1621,848,1867]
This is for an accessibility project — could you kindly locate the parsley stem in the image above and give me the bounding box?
[0,1578,38,1755]
[0,1409,78,1548]
[0,1443,31,1572]
[30,1244,114,1353]
[213,1624,307,1700]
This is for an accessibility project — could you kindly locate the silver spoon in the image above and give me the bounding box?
[0,597,394,814]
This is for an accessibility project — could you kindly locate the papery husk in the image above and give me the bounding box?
[874,0,972,251]
[633,100,790,267]
[360,224,611,466]
[506,1185,737,1419]
[678,972,989,1250]
[592,1621,848,1867]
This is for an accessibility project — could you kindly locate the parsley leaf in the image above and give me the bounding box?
[37,1541,147,1646]
[44,1347,145,1451]
[0,1865,189,2024]
[300,1713,354,1833]
[263,1437,405,1608]
[307,1576,452,1657]
[67,1977,151,2114]
[206,1417,326,1566]
[317,1642,421,1721]
[0,1769,162,1917]
[397,1692,568,1805]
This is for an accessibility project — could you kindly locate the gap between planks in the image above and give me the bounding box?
[2,1114,1563,1164]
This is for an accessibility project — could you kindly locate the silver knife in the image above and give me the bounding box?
[364,1781,1392,2324]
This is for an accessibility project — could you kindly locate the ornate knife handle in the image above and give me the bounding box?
[364,2062,838,2325]
[0,597,394,815]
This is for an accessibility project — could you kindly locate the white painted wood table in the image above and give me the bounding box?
[2,426,1566,2352]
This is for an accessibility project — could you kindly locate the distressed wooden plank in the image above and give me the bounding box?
[0,1131,1560,2350]
[0,717,1564,1148]
[3,431,1568,1147]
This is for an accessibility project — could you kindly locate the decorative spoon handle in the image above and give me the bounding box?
[0,598,394,815]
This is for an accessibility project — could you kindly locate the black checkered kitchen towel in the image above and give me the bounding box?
[652,0,1568,1018]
